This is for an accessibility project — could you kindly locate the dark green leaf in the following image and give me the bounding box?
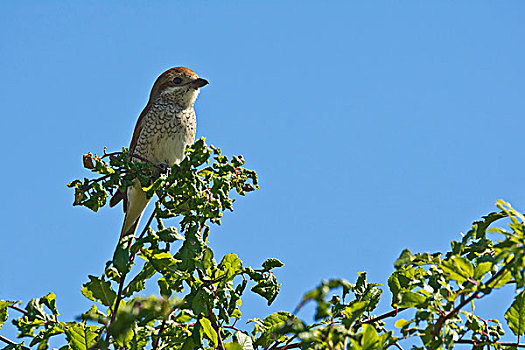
[157,227,184,242]
[113,244,130,274]
[123,262,155,297]
[158,278,172,299]
[262,258,284,271]
[394,249,415,269]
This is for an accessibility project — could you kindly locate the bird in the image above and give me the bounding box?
[109,67,209,239]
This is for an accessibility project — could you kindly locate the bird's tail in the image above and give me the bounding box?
[120,183,150,241]
[120,216,141,240]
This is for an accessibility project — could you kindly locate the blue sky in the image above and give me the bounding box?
[1,1,525,346]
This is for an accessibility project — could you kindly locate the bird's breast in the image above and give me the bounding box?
[134,106,197,165]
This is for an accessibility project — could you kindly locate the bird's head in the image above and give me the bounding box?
[150,67,209,108]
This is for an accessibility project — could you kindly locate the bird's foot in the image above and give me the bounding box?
[156,162,171,175]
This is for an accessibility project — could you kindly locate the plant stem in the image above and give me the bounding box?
[433,257,514,338]
[8,304,27,315]
[0,334,30,349]
[456,339,525,348]
[353,307,408,331]
[104,210,158,344]
[205,299,225,350]
[152,319,167,350]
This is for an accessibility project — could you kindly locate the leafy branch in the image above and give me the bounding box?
[2,138,525,349]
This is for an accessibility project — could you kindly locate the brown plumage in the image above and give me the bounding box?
[110,67,208,239]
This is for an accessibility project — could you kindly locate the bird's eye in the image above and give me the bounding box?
[172,77,183,84]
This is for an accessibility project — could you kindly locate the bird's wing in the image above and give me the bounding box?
[129,102,151,154]
[109,103,152,210]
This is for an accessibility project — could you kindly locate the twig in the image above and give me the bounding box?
[152,319,167,350]
[271,343,301,350]
[106,274,127,338]
[104,207,159,343]
[205,300,225,350]
[353,307,408,331]
[0,334,30,349]
[222,325,243,333]
[136,208,158,241]
[456,339,525,348]
[101,151,168,173]
[269,335,298,350]
[8,304,27,315]
[393,341,404,350]
[433,258,514,337]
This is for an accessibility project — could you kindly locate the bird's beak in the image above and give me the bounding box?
[190,78,209,88]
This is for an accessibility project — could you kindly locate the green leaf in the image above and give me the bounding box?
[142,251,180,271]
[81,276,117,307]
[440,256,474,284]
[191,289,210,316]
[65,323,98,350]
[224,343,243,350]
[40,293,59,316]
[505,291,525,336]
[123,262,155,297]
[397,291,427,308]
[181,337,197,350]
[235,332,254,350]
[473,261,493,280]
[262,258,284,271]
[158,278,172,299]
[487,269,512,289]
[361,324,379,349]
[157,227,184,242]
[192,319,204,347]
[174,225,205,271]
[80,304,106,323]
[343,300,368,328]
[252,312,292,348]
[24,296,53,322]
[30,324,64,348]
[394,249,415,269]
[113,244,130,274]
[0,300,16,330]
[251,273,281,306]
[199,318,218,348]
[218,253,243,285]
[395,319,411,328]
[199,247,217,275]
